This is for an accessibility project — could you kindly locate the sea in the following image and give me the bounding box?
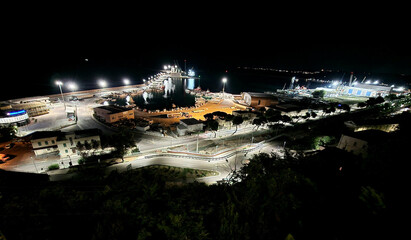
[3,61,410,105]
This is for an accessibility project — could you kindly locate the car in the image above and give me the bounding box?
[5,143,15,149]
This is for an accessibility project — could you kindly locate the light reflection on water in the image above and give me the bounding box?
[115,78,200,111]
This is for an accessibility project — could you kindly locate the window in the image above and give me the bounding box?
[45,141,48,145]
[65,149,68,153]
[63,143,67,147]
[366,91,372,97]
[51,140,55,144]
[38,142,42,146]
[348,89,353,94]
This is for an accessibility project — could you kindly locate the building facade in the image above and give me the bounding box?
[31,129,101,158]
[0,109,30,126]
[341,83,392,97]
[93,105,134,123]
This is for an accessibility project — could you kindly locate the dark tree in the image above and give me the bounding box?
[232,116,243,134]
[206,119,219,138]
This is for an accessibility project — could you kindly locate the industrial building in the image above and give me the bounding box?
[341,83,392,97]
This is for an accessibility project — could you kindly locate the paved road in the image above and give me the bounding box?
[61,99,116,135]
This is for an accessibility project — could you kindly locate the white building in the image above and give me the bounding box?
[177,118,204,136]
[57,129,101,158]
[31,131,60,157]
[31,129,101,158]
[336,130,388,158]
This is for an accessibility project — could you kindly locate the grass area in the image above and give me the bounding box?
[325,96,367,105]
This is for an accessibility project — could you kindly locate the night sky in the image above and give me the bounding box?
[3,14,410,101]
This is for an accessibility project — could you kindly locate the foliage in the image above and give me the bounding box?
[47,164,59,171]
[0,134,406,239]
[206,120,219,137]
[0,125,16,141]
[232,116,243,134]
[312,90,326,98]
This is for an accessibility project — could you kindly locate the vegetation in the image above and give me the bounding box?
[47,164,59,171]
[1,122,408,240]
[0,125,16,141]
[312,89,326,98]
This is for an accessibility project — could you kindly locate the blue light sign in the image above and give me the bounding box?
[7,110,26,116]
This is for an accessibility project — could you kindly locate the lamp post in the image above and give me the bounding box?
[98,79,107,94]
[67,82,78,123]
[123,78,130,85]
[222,77,227,99]
[55,80,66,109]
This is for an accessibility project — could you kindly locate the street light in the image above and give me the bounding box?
[55,80,65,108]
[67,82,78,92]
[222,77,227,98]
[123,78,130,85]
[98,79,107,88]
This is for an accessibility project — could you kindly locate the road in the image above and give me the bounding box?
[61,99,116,135]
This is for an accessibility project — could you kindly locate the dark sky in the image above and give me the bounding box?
[3,9,410,101]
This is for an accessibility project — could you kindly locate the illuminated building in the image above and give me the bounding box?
[0,109,29,126]
[93,105,134,123]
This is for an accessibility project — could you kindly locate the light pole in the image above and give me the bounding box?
[55,80,66,109]
[98,79,107,94]
[67,82,78,123]
[123,78,130,85]
[222,77,227,99]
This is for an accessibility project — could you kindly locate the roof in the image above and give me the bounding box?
[243,92,277,98]
[94,105,131,114]
[57,129,101,141]
[177,124,188,130]
[30,131,61,140]
[348,83,392,91]
[180,118,202,126]
[343,130,390,143]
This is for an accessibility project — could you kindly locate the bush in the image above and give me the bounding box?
[48,164,59,171]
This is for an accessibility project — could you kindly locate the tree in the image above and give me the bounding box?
[0,125,16,141]
[111,127,137,162]
[206,119,219,138]
[341,104,351,112]
[357,102,367,108]
[212,111,228,119]
[203,113,214,121]
[252,117,264,131]
[312,90,326,98]
[232,116,243,134]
